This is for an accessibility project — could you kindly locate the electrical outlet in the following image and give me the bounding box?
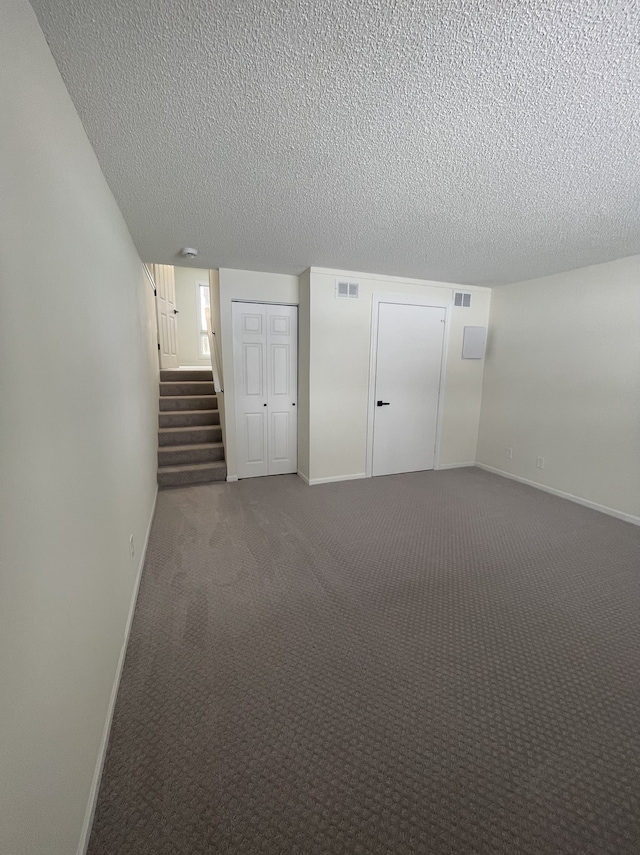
[505,447,513,459]
[129,534,135,559]
[536,457,545,470]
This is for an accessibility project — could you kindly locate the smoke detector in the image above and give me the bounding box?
[179,247,198,259]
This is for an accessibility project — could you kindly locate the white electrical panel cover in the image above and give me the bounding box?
[462,326,487,359]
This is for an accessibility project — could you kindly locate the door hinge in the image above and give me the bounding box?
[154,288,157,297]
[157,343,160,351]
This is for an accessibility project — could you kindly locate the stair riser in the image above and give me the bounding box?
[158,446,225,466]
[160,382,215,396]
[159,428,220,446]
[159,396,217,411]
[160,370,213,382]
[158,467,227,488]
[159,410,220,428]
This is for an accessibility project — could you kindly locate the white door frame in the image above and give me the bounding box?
[365,293,452,478]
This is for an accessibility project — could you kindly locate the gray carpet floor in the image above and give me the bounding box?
[88,468,640,854]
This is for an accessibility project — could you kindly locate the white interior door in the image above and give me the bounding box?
[232,302,297,479]
[372,302,445,476]
[153,264,178,368]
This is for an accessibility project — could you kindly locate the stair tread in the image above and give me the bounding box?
[158,441,223,452]
[159,424,219,433]
[160,395,217,402]
[160,370,212,377]
[158,410,220,418]
[158,461,227,473]
[160,381,213,387]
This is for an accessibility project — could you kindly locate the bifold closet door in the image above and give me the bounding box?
[232,302,297,479]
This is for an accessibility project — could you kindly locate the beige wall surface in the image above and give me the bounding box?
[0,1,159,853]
[174,265,211,365]
[218,269,299,478]
[307,269,491,482]
[477,256,640,521]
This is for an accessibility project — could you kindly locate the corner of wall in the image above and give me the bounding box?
[297,269,311,480]
[476,257,640,519]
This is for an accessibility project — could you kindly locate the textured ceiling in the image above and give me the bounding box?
[30,0,640,285]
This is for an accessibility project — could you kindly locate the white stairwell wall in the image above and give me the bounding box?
[173,266,212,366]
[0,1,159,853]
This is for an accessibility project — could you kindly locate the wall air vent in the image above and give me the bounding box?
[454,291,471,307]
[336,279,359,299]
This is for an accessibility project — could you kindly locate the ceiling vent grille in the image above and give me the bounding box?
[454,291,471,307]
[336,279,359,299]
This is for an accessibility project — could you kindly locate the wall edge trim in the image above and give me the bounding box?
[475,464,640,527]
[437,462,476,470]
[76,485,158,855]
[308,473,367,486]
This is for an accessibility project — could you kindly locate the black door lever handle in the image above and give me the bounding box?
[377,400,390,407]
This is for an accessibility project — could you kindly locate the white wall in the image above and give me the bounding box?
[306,269,491,482]
[297,269,311,480]
[477,256,640,523]
[174,265,210,366]
[0,1,159,853]
[218,269,299,478]
[208,269,227,449]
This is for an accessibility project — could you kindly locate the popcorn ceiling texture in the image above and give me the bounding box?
[30,0,640,284]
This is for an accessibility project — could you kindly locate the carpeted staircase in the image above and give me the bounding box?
[157,369,226,488]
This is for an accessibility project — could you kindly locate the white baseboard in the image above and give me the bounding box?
[226,475,238,482]
[308,472,367,486]
[296,471,310,484]
[437,462,476,470]
[475,464,640,527]
[77,485,158,855]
